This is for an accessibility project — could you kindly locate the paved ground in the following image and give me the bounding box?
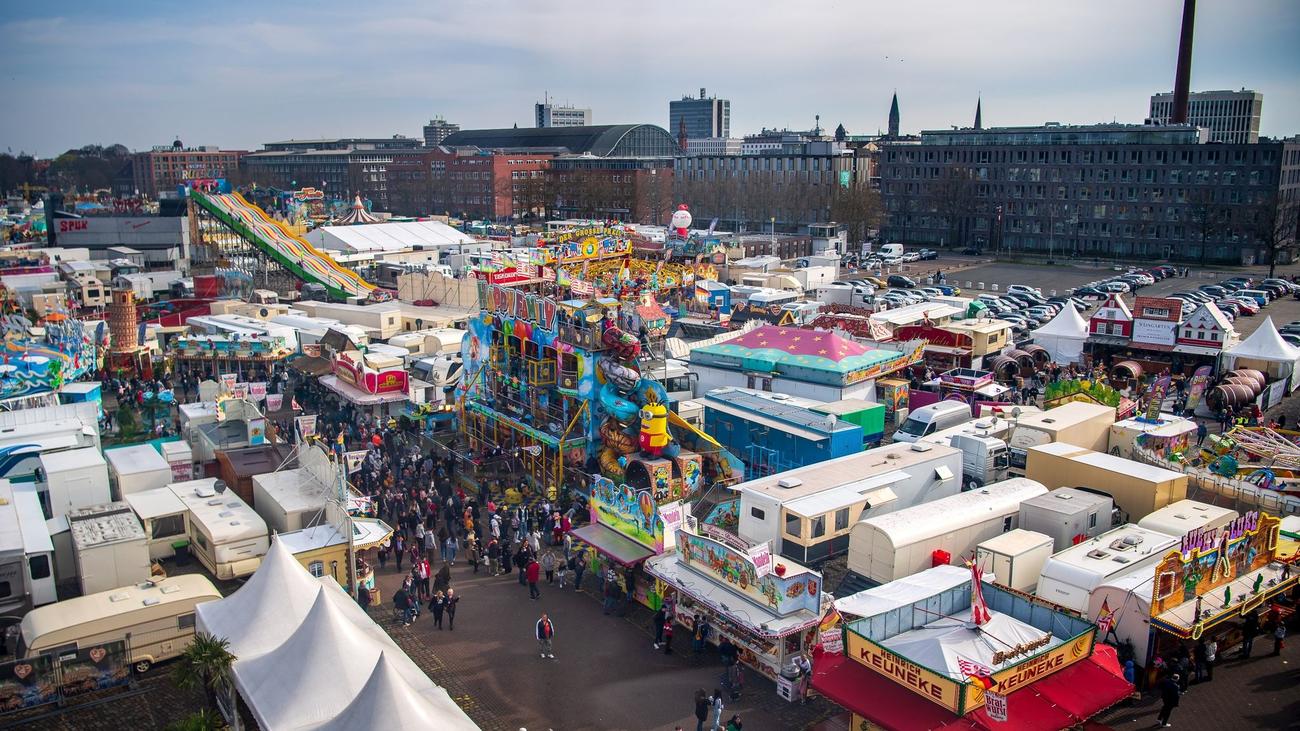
[5,674,205,731]
[371,559,836,731]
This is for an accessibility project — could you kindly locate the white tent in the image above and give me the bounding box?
[1031,305,1089,364]
[198,536,479,731]
[195,537,323,658]
[835,565,970,618]
[1224,316,1300,391]
[881,611,1064,680]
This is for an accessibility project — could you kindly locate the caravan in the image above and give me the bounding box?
[168,478,269,580]
[0,480,57,615]
[1034,524,1178,613]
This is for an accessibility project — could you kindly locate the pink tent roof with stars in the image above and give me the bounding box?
[692,325,905,383]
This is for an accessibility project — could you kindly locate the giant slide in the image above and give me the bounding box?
[190,190,374,300]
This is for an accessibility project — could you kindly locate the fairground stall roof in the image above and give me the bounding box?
[690,325,909,386]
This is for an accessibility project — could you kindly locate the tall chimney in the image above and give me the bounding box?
[1171,0,1196,124]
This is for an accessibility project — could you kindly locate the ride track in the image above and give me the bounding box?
[190,190,375,300]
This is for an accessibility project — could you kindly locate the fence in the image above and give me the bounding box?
[0,639,132,716]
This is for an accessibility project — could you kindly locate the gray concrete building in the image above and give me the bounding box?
[1149,89,1263,144]
[669,88,730,142]
[878,123,1299,264]
[534,102,592,128]
[422,117,460,146]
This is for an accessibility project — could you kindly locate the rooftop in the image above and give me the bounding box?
[737,441,960,500]
[907,122,1208,147]
[691,325,906,382]
[704,387,857,435]
[68,502,147,547]
[1044,524,1178,573]
[441,124,677,158]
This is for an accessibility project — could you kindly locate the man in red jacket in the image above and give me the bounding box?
[526,556,541,599]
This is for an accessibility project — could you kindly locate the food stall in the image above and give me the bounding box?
[645,522,829,686]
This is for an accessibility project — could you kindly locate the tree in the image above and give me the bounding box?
[931,166,979,249]
[166,710,223,731]
[829,181,885,244]
[173,633,235,719]
[1186,187,1226,265]
[1258,195,1299,278]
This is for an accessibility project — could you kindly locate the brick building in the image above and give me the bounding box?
[131,140,246,198]
[387,147,554,219]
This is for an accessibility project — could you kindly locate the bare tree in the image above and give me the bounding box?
[830,181,885,244]
[1258,195,1299,278]
[1186,187,1225,266]
[931,166,979,249]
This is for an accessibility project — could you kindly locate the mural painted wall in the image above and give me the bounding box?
[590,474,666,552]
[676,528,821,617]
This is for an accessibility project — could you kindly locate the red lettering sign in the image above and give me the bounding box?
[58,219,89,233]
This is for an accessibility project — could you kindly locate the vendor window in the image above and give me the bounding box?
[785,513,802,538]
[810,515,826,539]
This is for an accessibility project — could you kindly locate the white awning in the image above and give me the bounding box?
[320,375,409,406]
[703,399,829,442]
[783,471,907,518]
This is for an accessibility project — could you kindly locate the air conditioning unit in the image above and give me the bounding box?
[777,477,803,488]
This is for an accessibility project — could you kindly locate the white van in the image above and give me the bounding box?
[893,402,973,443]
[878,243,904,260]
[18,574,221,674]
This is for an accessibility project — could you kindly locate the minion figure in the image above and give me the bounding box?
[639,398,670,455]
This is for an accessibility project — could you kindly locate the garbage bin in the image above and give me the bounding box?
[172,539,191,566]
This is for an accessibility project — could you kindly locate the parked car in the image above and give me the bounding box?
[1198,285,1229,298]
[1073,286,1107,298]
[887,274,917,288]
[960,247,982,255]
[1006,284,1043,297]
[918,249,940,261]
[1284,334,1300,347]
[1099,282,1130,293]
[934,284,960,295]
[1225,297,1260,314]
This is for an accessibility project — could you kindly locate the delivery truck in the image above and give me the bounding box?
[949,433,1010,491]
[846,477,1048,585]
[1034,524,1178,613]
[1025,442,1188,523]
[1006,402,1115,476]
[1017,487,1117,551]
[976,529,1054,592]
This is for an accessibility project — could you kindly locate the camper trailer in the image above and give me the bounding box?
[1034,524,1178,613]
[1017,487,1117,551]
[846,478,1049,585]
[18,574,222,674]
[1006,402,1115,476]
[0,480,57,614]
[1136,500,1237,539]
[168,478,269,580]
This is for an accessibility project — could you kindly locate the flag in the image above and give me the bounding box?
[957,655,995,680]
[970,562,992,626]
[1096,598,1116,635]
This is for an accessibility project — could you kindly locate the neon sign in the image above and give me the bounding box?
[1179,510,1260,558]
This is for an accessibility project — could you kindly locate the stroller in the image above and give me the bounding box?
[720,663,744,700]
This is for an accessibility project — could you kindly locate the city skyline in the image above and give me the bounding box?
[1,0,1298,155]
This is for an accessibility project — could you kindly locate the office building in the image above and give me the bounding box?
[669,88,730,142]
[535,102,592,128]
[684,137,743,156]
[387,147,553,220]
[130,140,246,198]
[878,122,1300,264]
[1149,89,1263,144]
[422,117,460,146]
[240,136,425,211]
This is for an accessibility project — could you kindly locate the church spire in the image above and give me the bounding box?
[974,97,983,130]
[888,92,900,138]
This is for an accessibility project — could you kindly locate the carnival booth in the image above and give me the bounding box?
[1030,305,1088,365]
[814,564,1133,729]
[645,522,829,685]
[1223,317,1300,392]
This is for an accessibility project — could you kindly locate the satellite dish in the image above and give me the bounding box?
[1011,407,1022,418]
[214,480,228,494]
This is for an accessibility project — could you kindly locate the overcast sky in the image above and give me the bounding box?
[1,0,1297,155]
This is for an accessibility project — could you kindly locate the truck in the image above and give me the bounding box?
[1035,524,1178,613]
[846,477,1048,585]
[976,529,1054,592]
[1006,402,1116,476]
[1017,487,1117,551]
[1025,442,1188,524]
[949,433,1010,491]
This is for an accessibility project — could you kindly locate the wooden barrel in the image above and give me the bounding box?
[1206,383,1257,412]
[989,355,1020,381]
[1022,344,1051,367]
[1227,369,1266,389]
[1007,349,1035,369]
[1112,360,1144,381]
[1222,376,1263,395]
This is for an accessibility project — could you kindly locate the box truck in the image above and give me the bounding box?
[976,529,1054,592]
[1017,487,1117,551]
[1034,524,1178,613]
[1136,500,1237,539]
[1006,402,1115,476]
[1025,442,1188,523]
[846,477,1048,585]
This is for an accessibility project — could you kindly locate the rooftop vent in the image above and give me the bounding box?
[777,477,803,489]
[910,443,933,452]
[1087,549,1110,560]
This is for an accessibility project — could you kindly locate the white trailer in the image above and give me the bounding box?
[1137,500,1237,539]
[124,487,189,561]
[0,481,57,615]
[1017,487,1117,552]
[846,477,1049,585]
[1035,524,1178,613]
[1086,566,1156,667]
[67,502,151,596]
[105,445,173,499]
[168,478,268,580]
[976,529,1054,592]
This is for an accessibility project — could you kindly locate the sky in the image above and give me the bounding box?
[1,0,1297,156]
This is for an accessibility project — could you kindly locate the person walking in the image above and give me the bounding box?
[443,534,459,565]
[573,551,587,591]
[603,572,621,614]
[429,591,445,629]
[793,653,813,703]
[1241,611,1260,658]
[394,534,405,572]
[1156,673,1181,727]
[556,554,569,588]
[445,588,459,631]
[394,582,416,626]
[542,550,557,584]
[1196,420,1208,446]
[535,612,556,659]
[1194,637,1216,682]
[1272,621,1287,656]
[487,537,501,576]
[526,556,542,600]
[693,616,710,654]
[662,615,675,654]
[652,606,668,649]
[693,689,710,731]
[467,534,480,574]
[710,690,725,731]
